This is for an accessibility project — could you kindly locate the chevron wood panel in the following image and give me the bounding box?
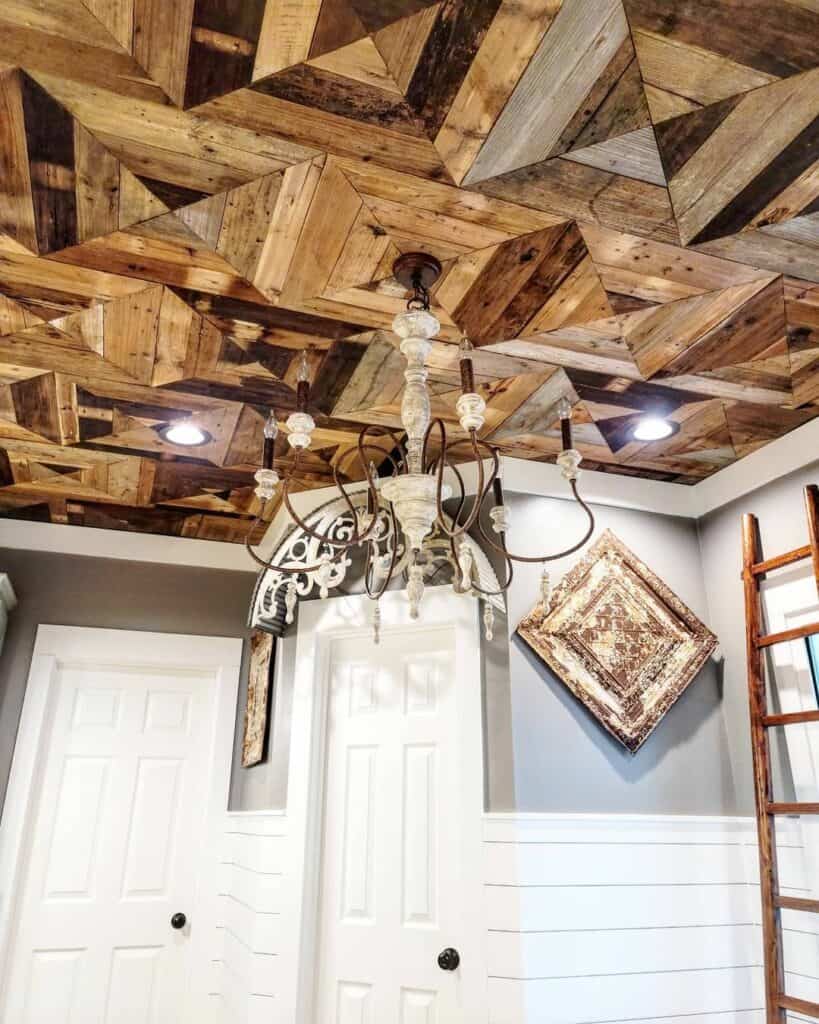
[0,0,817,540]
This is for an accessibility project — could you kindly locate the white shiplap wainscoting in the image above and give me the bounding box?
[202,811,819,1023]
[210,812,287,1024]
[483,813,819,1024]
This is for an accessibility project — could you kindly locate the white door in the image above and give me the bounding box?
[310,603,482,1023]
[1,629,230,1023]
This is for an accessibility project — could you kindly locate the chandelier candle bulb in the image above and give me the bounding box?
[296,349,310,412]
[459,337,476,394]
[558,397,573,450]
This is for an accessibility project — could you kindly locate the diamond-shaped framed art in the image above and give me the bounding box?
[517,530,718,752]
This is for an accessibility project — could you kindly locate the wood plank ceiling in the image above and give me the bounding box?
[0,0,818,542]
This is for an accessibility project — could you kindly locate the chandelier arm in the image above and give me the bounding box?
[473,519,516,595]
[424,420,486,539]
[437,432,487,538]
[477,479,595,564]
[323,429,407,549]
[333,436,404,482]
[280,453,373,550]
[433,455,469,529]
[331,461,378,542]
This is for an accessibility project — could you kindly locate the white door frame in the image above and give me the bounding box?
[0,625,242,1017]
[279,589,488,1024]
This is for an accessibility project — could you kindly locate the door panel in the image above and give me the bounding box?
[4,662,214,1024]
[314,629,463,1022]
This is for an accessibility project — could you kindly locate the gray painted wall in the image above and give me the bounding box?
[2,476,764,820]
[498,492,739,815]
[696,457,819,814]
[0,548,290,815]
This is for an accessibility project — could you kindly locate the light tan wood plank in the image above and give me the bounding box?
[435,0,562,185]
[465,0,629,184]
[254,0,323,79]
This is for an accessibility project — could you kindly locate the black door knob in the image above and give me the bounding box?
[170,912,187,930]
[438,948,460,971]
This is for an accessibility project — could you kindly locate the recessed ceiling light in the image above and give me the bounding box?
[632,416,676,442]
[159,422,211,447]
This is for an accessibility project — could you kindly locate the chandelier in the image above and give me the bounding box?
[245,253,595,639]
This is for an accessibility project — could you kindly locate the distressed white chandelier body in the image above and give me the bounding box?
[246,254,594,637]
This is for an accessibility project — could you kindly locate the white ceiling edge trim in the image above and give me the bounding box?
[496,458,700,517]
[3,422,817,571]
[689,416,819,517]
[0,518,257,573]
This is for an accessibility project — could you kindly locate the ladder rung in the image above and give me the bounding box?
[779,995,819,1018]
[752,544,812,576]
[758,621,819,648]
[776,895,819,913]
[768,802,819,815]
[764,711,819,727]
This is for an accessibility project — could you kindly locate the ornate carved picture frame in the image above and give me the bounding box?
[517,530,718,752]
[242,630,275,768]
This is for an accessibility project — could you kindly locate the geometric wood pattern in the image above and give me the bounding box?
[517,530,718,752]
[1,0,819,541]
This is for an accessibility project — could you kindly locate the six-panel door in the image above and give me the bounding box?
[314,627,465,1023]
[4,661,214,1023]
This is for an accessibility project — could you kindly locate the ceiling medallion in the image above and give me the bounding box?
[246,253,595,638]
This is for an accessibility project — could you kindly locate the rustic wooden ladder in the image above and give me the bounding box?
[742,484,819,1023]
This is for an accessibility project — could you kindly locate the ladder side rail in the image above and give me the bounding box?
[743,512,786,1024]
[805,485,819,599]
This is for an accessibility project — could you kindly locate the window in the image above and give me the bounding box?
[807,635,819,706]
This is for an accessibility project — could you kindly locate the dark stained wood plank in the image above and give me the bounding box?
[253,64,429,135]
[403,0,502,138]
[654,94,743,181]
[349,0,440,33]
[471,156,679,243]
[10,372,61,442]
[19,73,78,255]
[183,0,268,108]
[625,0,819,81]
[0,69,39,256]
[453,223,591,346]
[309,0,367,59]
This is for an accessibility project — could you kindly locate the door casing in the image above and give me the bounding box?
[280,589,488,1023]
[0,625,242,1018]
